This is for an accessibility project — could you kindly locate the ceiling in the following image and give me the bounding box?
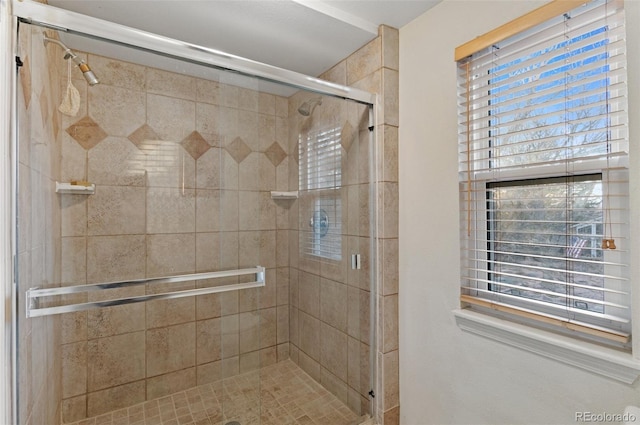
[46,0,442,78]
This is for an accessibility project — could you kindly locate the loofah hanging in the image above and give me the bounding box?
[58,60,80,116]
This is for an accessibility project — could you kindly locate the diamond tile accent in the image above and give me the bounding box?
[264,141,287,167]
[66,116,108,150]
[225,137,251,163]
[127,124,160,149]
[181,131,210,160]
[341,121,354,151]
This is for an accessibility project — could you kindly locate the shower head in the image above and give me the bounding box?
[43,35,99,86]
[298,97,322,116]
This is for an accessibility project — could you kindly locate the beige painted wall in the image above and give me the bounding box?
[399,1,640,424]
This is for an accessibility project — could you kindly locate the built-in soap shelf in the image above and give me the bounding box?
[56,181,95,195]
[270,191,298,200]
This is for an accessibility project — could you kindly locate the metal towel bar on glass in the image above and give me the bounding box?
[26,266,266,318]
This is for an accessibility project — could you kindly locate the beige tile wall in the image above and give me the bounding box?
[16,26,63,425]
[58,53,292,423]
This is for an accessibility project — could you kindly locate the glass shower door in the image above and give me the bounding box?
[291,93,374,422]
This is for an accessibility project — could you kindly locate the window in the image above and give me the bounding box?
[457,0,630,346]
[299,125,342,261]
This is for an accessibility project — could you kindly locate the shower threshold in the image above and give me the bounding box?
[65,359,362,425]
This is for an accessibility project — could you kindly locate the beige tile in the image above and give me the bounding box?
[237,109,259,152]
[196,317,221,364]
[320,367,349,406]
[196,79,220,105]
[381,125,398,183]
[239,350,260,373]
[87,331,145,391]
[86,235,145,283]
[146,93,195,141]
[89,84,146,138]
[239,153,275,191]
[298,351,320,383]
[383,405,400,425]
[61,237,86,285]
[347,37,381,85]
[146,187,196,234]
[239,311,260,354]
[86,381,146,418]
[347,286,370,344]
[298,271,320,318]
[195,232,220,272]
[86,295,145,341]
[62,342,87,398]
[146,367,197,400]
[259,307,277,349]
[146,282,196,328]
[88,185,146,235]
[382,68,399,127]
[87,136,146,187]
[141,140,196,189]
[195,147,221,189]
[60,194,87,237]
[382,238,398,296]
[383,350,399,410]
[146,322,196,377]
[275,95,288,118]
[298,312,320,361]
[90,55,146,90]
[276,343,289,362]
[382,294,398,353]
[381,25,399,71]
[320,323,348,381]
[319,61,347,86]
[238,87,259,112]
[238,231,276,269]
[276,267,289,306]
[61,310,87,344]
[220,314,239,358]
[219,232,239,271]
[146,233,195,277]
[221,356,239,378]
[195,290,221,321]
[62,395,87,423]
[258,268,277,309]
[320,278,348,332]
[196,361,221,385]
[276,306,289,345]
[146,68,196,100]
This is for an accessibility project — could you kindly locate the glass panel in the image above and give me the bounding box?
[488,175,605,314]
[292,93,373,420]
[14,20,374,425]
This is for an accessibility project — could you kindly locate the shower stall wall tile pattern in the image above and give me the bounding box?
[16,21,400,425]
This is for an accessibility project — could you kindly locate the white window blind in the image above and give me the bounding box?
[299,126,342,261]
[457,0,630,344]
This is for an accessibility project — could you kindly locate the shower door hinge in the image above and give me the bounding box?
[15,56,23,68]
[368,125,374,132]
[368,390,375,398]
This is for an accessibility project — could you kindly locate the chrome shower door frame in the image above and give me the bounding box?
[9,0,380,422]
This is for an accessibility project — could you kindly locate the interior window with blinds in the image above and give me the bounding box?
[299,126,342,261]
[457,0,630,345]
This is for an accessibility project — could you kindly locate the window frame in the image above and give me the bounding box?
[453,0,640,382]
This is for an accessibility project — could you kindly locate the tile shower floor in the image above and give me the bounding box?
[67,360,362,425]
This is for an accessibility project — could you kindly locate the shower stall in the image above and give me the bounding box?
[10,2,385,425]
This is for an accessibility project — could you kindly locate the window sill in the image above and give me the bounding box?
[453,308,640,384]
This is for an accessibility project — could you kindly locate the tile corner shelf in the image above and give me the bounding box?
[270,191,298,200]
[55,181,96,195]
